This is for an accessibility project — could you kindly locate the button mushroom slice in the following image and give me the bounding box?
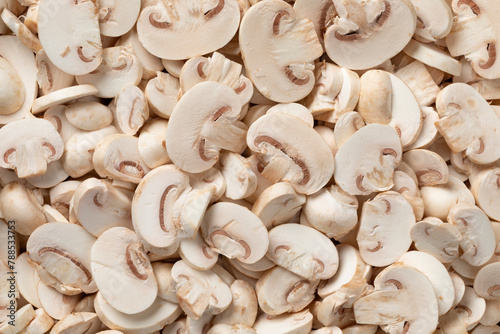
[49,180,80,220]
[22,307,54,334]
[324,0,416,70]
[455,286,486,330]
[342,324,379,334]
[408,0,452,41]
[403,39,462,76]
[94,292,182,334]
[36,279,80,320]
[405,106,439,150]
[25,160,69,190]
[391,170,424,220]
[145,71,180,119]
[410,217,462,263]
[472,325,500,334]
[161,59,185,78]
[137,0,240,60]
[395,61,441,107]
[267,223,339,280]
[93,134,151,184]
[16,253,42,309]
[450,271,466,309]
[357,191,415,267]
[448,203,496,266]
[75,46,142,99]
[239,0,323,103]
[474,262,500,300]
[334,124,402,196]
[0,52,25,117]
[64,101,113,132]
[98,0,140,37]
[43,105,79,144]
[471,77,500,100]
[0,304,35,334]
[151,262,177,303]
[253,309,313,334]
[314,293,359,327]
[470,167,500,221]
[49,312,101,334]
[73,294,96,313]
[243,105,272,128]
[304,62,343,117]
[266,103,314,128]
[219,152,257,200]
[207,324,256,334]
[37,48,75,95]
[332,111,366,149]
[27,222,97,294]
[451,257,482,281]
[91,227,158,314]
[163,317,187,334]
[293,0,336,46]
[171,260,232,320]
[403,149,449,186]
[185,313,214,334]
[201,202,268,264]
[310,327,343,334]
[226,257,266,281]
[213,279,258,327]
[138,118,171,169]
[480,299,500,326]
[112,85,149,136]
[1,8,41,52]
[31,84,100,115]
[179,232,219,271]
[189,167,227,204]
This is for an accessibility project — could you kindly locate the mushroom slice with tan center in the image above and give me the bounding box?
[324,0,416,70]
[247,112,334,195]
[145,71,180,119]
[408,0,452,41]
[171,260,232,320]
[304,61,343,117]
[112,85,149,136]
[333,124,402,196]
[137,0,240,60]
[165,81,247,173]
[27,222,97,294]
[36,49,74,96]
[448,203,496,266]
[93,134,151,184]
[256,266,319,315]
[75,47,142,98]
[138,118,171,169]
[253,309,313,334]
[31,84,100,115]
[357,191,415,267]
[201,202,268,264]
[98,0,140,37]
[94,292,182,334]
[402,149,449,186]
[471,167,500,221]
[179,232,219,271]
[65,101,113,131]
[1,8,41,52]
[474,262,500,300]
[239,0,323,103]
[219,152,257,200]
[91,227,157,314]
[267,223,338,280]
[37,0,102,75]
[49,312,102,334]
[353,265,439,334]
[213,279,258,327]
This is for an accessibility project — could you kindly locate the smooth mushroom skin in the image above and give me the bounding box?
[479,299,500,326]
[471,167,500,221]
[213,279,258,327]
[266,103,315,128]
[98,0,141,37]
[474,262,500,300]
[253,309,313,334]
[65,101,114,131]
[403,149,449,186]
[145,71,180,119]
[0,55,25,116]
[239,0,323,103]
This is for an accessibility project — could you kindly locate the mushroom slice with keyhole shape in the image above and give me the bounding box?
[247,112,334,195]
[178,232,219,271]
[0,118,63,179]
[50,180,81,220]
[145,71,180,119]
[71,178,133,237]
[253,309,313,334]
[37,0,102,75]
[408,0,452,41]
[201,202,269,264]
[50,312,102,334]
[239,0,323,103]
[76,46,142,99]
[267,223,338,280]
[403,149,449,186]
[0,182,45,235]
[0,50,25,116]
[189,167,227,203]
[93,134,151,184]
[22,308,54,334]
[112,85,149,136]
[171,260,232,320]
[471,167,500,221]
[410,217,462,263]
[357,191,415,267]
[36,49,74,96]
[334,124,402,196]
[448,202,496,266]
[1,8,41,52]
[213,279,258,327]
[324,0,416,70]
[31,84,100,115]
[219,152,257,200]
[395,61,441,107]
[474,262,500,300]
[266,103,314,128]
[138,118,171,169]
[16,252,42,309]
[405,106,439,150]
[0,304,35,334]
[353,265,439,334]
[207,324,256,334]
[137,0,240,60]
[98,0,140,37]
[37,279,80,320]
[251,182,306,229]
[94,292,182,334]
[256,266,319,315]
[180,52,253,107]
[304,61,343,117]
[293,0,336,45]
[403,39,462,76]
[91,227,158,314]
[65,101,113,131]
[333,111,366,149]
[165,81,247,173]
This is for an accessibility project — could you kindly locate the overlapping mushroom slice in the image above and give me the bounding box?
[165,82,247,173]
[239,0,323,103]
[471,167,500,221]
[207,324,256,334]
[65,101,113,132]
[0,47,25,114]
[213,279,258,328]
[253,309,313,334]
[293,0,336,45]
[304,62,343,116]
[179,232,218,271]
[138,118,170,169]
[395,61,441,107]
[324,0,416,70]
[408,0,452,42]
[334,124,402,196]
[137,0,240,60]
[145,72,180,119]
[31,84,99,115]
[1,7,41,52]
[49,312,102,334]
[27,222,97,294]
[37,0,102,75]
[403,149,449,186]
[0,304,35,334]
[474,262,500,300]
[16,252,42,309]
[112,85,149,136]
[267,223,338,280]
[98,0,141,37]
[219,152,257,200]
[21,308,55,334]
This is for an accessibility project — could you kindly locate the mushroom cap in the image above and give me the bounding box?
[403,149,449,186]
[253,309,313,334]
[65,101,113,131]
[474,262,500,300]
[98,0,141,37]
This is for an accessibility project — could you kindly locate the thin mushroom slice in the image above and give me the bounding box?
[44,105,79,143]
[37,279,80,320]
[213,279,258,327]
[219,152,257,200]
[404,39,462,76]
[138,118,171,169]
[253,309,313,334]
[391,170,424,220]
[65,101,113,131]
[25,160,68,189]
[333,111,366,149]
[178,232,219,271]
[480,299,500,327]
[395,61,441,107]
[98,0,141,37]
[162,59,185,78]
[266,103,314,128]
[267,223,339,280]
[408,0,452,41]
[49,312,102,334]
[145,71,180,119]
[293,0,336,45]
[403,149,449,186]
[22,308,54,334]
[474,262,500,300]
[151,262,177,303]
[405,106,439,150]
[27,222,97,294]
[239,0,323,103]
[112,85,149,136]
[37,0,102,75]
[455,286,486,330]
[201,202,269,264]
[137,0,240,60]
[16,252,42,309]
[31,84,100,115]
[324,0,416,70]
[91,227,157,315]
[304,61,343,117]
[50,180,81,220]
[0,52,25,117]
[1,8,41,52]
[162,318,187,334]
[0,304,35,334]
[471,167,500,221]
[189,167,227,203]
[207,324,256,334]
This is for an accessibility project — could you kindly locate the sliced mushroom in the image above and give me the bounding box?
[0,304,35,334]
[0,51,25,116]
[145,71,180,120]
[73,294,96,313]
[111,85,149,136]
[219,152,257,200]
[472,325,500,334]
[49,312,101,334]
[207,324,256,334]
[304,62,343,117]
[293,0,336,45]
[189,167,227,204]
[36,279,80,320]
[16,252,42,309]
[24,160,69,190]
[22,307,54,334]
[408,0,452,41]
[49,180,81,220]
[471,167,500,221]
[151,262,177,304]
[179,232,219,271]
[1,8,41,52]
[266,103,314,128]
[395,61,441,107]
[391,170,424,220]
[138,118,171,169]
[253,309,313,334]
[455,286,486,330]
[404,39,462,76]
[31,84,100,115]
[43,105,79,143]
[98,0,141,37]
[65,101,114,131]
[312,293,360,328]
[333,111,366,149]
[474,262,500,300]
[162,58,185,78]
[212,279,257,328]
[405,106,440,150]
[479,299,500,326]
[403,149,449,186]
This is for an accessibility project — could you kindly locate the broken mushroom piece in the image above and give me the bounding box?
[219,152,257,200]
[395,61,441,107]
[22,308,55,334]
[403,39,462,76]
[138,118,171,169]
[293,0,336,46]
[304,61,343,117]
[178,232,219,271]
[0,304,35,334]
[332,111,366,149]
[403,149,449,186]
[474,262,500,300]
[213,279,258,327]
[112,85,149,136]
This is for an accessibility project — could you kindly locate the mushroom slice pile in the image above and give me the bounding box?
[65,101,113,131]
[27,222,97,294]
[71,178,133,237]
[165,82,246,173]
[145,72,180,119]
[239,0,323,103]
[253,309,313,334]
[219,152,257,200]
[403,149,449,186]
[112,85,149,136]
[91,227,158,314]
[213,279,258,327]
[435,83,500,164]
[171,260,232,320]
[267,223,338,280]
[333,124,402,196]
[357,191,415,267]
[324,0,416,70]
[0,8,41,52]
[408,0,452,41]
[353,265,439,334]
[98,0,141,37]
[137,0,240,60]
[247,112,334,195]
[471,167,500,221]
[201,202,268,264]
[37,0,102,75]
[50,312,102,334]
[474,262,500,300]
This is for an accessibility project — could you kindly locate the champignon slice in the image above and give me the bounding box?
[474,262,500,300]
[332,112,366,149]
[0,304,35,334]
[395,61,441,107]
[239,0,323,103]
[408,0,452,41]
[37,0,102,75]
[267,223,338,280]
[471,167,500,221]
[165,81,247,173]
[112,85,149,136]
[312,293,357,329]
[16,252,42,309]
[0,52,25,116]
[324,0,416,70]
[219,152,257,200]
[253,309,313,334]
[455,286,487,330]
[404,39,462,76]
[98,0,140,37]
[189,167,227,203]
[266,103,314,128]
[304,61,343,117]
[213,279,258,327]
[405,106,440,150]
[293,0,336,45]
[207,324,256,334]
[65,101,113,131]
[179,232,219,271]
[31,84,100,115]
[145,71,180,119]
[151,262,177,304]
[403,149,449,186]
[472,325,500,334]
[43,105,79,143]
[138,118,171,169]
[49,180,81,220]
[22,308,54,334]
[37,279,80,320]
[49,312,101,334]
[1,8,41,52]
